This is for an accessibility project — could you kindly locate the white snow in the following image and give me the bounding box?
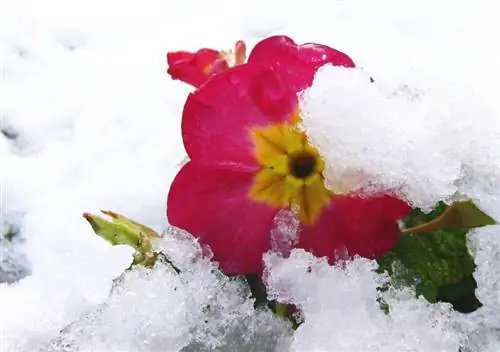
[1,0,500,351]
[455,226,500,352]
[301,65,500,213]
[0,224,28,284]
[264,251,461,352]
[40,228,292,352]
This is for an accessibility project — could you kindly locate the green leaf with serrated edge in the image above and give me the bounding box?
[377,201,487,312]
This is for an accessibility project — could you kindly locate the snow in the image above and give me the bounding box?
[0,225,28,284]
[1,0,499,351]
[456,226,500,352]
[41,228,292,352]
[264,251,461,352]
[300,65,500,213]
[270,210,300,257]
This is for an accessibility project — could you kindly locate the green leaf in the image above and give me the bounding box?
[100,210,160,245]
[401,200,496,234]
[377,201,487,312]
[83,210,160,267]
[83,211,159,250]
[83,212,140,247]
[436,275,482,313]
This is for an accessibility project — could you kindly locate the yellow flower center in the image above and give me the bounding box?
[249,120,331,224]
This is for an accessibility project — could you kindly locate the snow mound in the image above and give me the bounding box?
[301,65,500,217]
[41,227,292,352]
[264,250,461,352]
[455,225,500,352]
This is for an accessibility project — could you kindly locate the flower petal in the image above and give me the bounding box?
[182,63,298,170]
[167,161,280,274]
[297,194,411,262]
[234,40,247,65]
[248,35,356,92]
[167,49,229,87]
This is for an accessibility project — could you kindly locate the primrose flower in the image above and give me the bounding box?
[167,36,411,274]
[167,40,247,87]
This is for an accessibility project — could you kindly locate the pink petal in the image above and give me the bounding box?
[248,35,356,92]
[167,49,229,87]
[298,194,411,262]
[167,161,280,274]
[182,63,298,170]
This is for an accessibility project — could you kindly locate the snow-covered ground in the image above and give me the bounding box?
[1,0,499,351]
